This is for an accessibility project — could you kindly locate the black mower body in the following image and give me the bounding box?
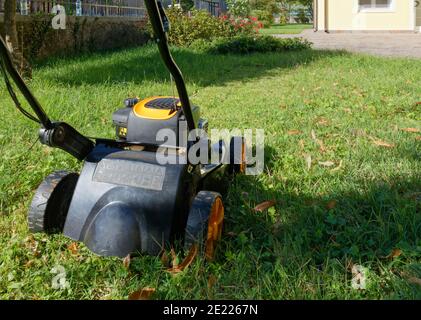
[63,145,198,257]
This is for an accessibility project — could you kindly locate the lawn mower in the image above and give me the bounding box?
[0,0,246,259]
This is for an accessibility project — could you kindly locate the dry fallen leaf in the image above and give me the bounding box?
[170,248,178,269]
[128,287,156,300]
[25,260,34,268]
[319,161,335,167]
[253,200,276,213]
[388,248,402,259]
[208,275,218,289]
[372,139,395,148]
[168,244,198,275]
[123,254,131,269]
[299,139,305,150]
[311,130,317,141]
[305,154,312,170]
[25,235,40,256]
[287,130,302,135]
[326,200,337,210]
[400,128,420,133]
[408,277,421,286]
[416,136,421,141]
[67,242,79,255]
[331,160,343,172]
[317,139,327,153]
[316,118,330,126]
[160,250,169,267]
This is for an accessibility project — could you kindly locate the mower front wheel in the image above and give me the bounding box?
[28,171,79,234]
[184,191,225,261]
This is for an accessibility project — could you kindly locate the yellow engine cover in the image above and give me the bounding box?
[133,96,181,120]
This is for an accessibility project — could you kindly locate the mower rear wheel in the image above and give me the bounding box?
[184,191,225,261]
[28,171,79,234]
[229,136,246,175]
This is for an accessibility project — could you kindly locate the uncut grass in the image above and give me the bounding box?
[0,45,420,299]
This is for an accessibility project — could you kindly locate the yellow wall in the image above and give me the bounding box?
[316,0,415,31]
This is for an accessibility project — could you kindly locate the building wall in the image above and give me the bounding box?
[316,0,415,31]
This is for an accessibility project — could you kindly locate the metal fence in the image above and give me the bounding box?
[0,0,146,17]
[194,0,226,17]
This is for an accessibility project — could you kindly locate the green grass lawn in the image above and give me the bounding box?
[0,45,420,299]
[259,24,313,35]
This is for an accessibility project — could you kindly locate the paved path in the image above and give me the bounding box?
[275,29,421,58]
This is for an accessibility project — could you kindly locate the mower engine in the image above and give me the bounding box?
[112,96,202,146]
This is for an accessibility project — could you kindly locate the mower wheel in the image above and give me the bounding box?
[229,136,246,175]
[28,171,79,234]
[184,191,224,261]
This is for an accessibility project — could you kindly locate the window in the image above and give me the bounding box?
[359,0,393,11]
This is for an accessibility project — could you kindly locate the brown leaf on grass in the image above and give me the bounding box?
[67,242,79,255]
[208,275,218,289]
[299,139,305,150]
[319,161,335,167]
[170,248,178,269]
[128,287,156,300]
[408,277,421,286]
[253,200,276,213]
[25,235,40,257]
[304,154,312,170]
[25,260,34,268]
[167,244,198,275]
[400,128,420,133]
[331,160,343,172]
[316,118,330,126]
[326,200,337,210]
[287,130,302,136]
[160,251,169,267]
[311,130,317,141]
[310,130,326,152]
[388,248,402,259]
[123,254,131,269]
[317,140,327,153]
[414,101,421,106]
[416,136,421,141]
[372,139,395,148]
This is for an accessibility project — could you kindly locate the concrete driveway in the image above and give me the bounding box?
[276,29,421,58]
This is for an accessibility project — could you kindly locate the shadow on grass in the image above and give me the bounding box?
[221,146,421,269]
[40,45,348,88]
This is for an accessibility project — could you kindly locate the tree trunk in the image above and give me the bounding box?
[3,0,32,78]
[3,0,19,53]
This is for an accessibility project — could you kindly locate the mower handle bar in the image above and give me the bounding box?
[0,36,53,130]
[145,0,196,130]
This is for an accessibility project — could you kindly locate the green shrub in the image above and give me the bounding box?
[157,8,258,47]
[251,9,273,27]
[296,8,310,24]
[226,0,252,17]
[190,35,312,54]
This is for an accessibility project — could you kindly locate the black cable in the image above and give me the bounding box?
[0,60,40,124]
